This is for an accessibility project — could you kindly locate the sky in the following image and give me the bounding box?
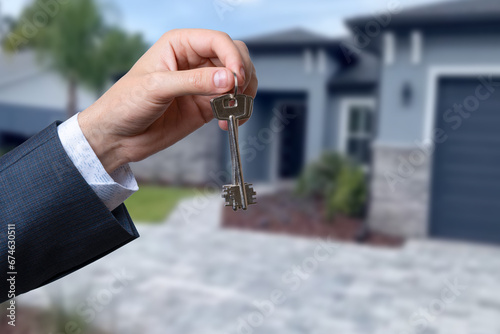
[1,0,453,43]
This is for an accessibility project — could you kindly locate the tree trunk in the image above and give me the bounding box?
[66,77,78,119]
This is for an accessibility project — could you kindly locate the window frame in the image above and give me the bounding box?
[338,97,376,168]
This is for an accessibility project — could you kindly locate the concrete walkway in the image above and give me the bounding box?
[21,196,500,334]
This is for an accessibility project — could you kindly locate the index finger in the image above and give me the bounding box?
[176,29,246,86]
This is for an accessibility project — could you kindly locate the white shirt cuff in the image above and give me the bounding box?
[57,114,139,211]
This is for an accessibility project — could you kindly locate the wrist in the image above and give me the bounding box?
[78,111,128,174]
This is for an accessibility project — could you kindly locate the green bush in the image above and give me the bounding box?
[295,152,345,199]
[328,165,367,218]
[295,151,367,218]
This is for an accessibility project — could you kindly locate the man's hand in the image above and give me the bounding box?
[78,29,258,174]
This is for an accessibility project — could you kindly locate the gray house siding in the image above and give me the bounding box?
[370,27,500,238]
[377,29,500,144]
[240,47,343,183]
[250,49,337,164]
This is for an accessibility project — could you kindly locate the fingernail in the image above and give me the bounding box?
[240,67,246,82]
[214,70,227,88]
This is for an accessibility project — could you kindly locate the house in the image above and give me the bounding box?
[0,50,96,146]
[346,0,500,244]
[243,0,500,245]
[240,28,378,183]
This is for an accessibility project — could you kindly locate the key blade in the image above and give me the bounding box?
[211,94,254,121]
[228,115,248,210]
[222,184,257,207]
[222,185,241,210]
[244,183,257,205]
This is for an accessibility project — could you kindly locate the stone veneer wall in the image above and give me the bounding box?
[368,144,433,238]
[130,121,223,185]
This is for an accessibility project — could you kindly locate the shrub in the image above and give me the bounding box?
[295,152,345,199]
[328,165,367,218]
[295,151,367,219]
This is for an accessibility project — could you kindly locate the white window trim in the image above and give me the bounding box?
[423,65,500,142]
[383,31,396,66]
[338,97,377,159]
[411,30,423,65]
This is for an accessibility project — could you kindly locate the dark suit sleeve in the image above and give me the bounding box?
[0,122,140,303]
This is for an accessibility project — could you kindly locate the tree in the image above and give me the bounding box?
[2,0,148,118]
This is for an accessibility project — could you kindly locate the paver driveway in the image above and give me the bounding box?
[22,196,500,334]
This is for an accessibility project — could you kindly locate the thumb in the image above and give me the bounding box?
[154,67,235,98]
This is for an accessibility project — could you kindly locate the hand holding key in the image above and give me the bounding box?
[78,29,257,174]
[212,74,257,211]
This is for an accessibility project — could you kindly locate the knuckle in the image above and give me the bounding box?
[143,72,162,93]
[164,29,178,37]
[161,29,181,42]
[234,40,249,53]
[219,31,232,41]
[160,31,171,41]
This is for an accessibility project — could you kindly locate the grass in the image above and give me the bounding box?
[0,147,9,158]
[0,146,16,158]
[124,185,196,223]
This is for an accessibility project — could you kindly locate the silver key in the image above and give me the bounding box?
[211,73,257,211]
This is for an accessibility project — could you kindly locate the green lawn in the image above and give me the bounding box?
[124,185,196,223]
[0,147,10,158]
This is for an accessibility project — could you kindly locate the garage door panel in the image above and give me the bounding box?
[435,196,500,216]
[434,177,500,197]
[435,156,500,169]
[445,122,500,135]
[431,77,500,244]
[433,198,500,228]
[439,133,500,145]
[441,123,500,139]
[435,149,500,166]
[436,164,500,174]
[437,139,500,150]
[432,225,500,244]
[433,217,499,235]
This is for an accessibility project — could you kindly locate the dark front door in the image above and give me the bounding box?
[430,77,500,244]
[278,102,307,179]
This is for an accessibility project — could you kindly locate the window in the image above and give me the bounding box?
[339,99,376,166]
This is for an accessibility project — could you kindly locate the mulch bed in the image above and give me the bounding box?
[222,191,404,248]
